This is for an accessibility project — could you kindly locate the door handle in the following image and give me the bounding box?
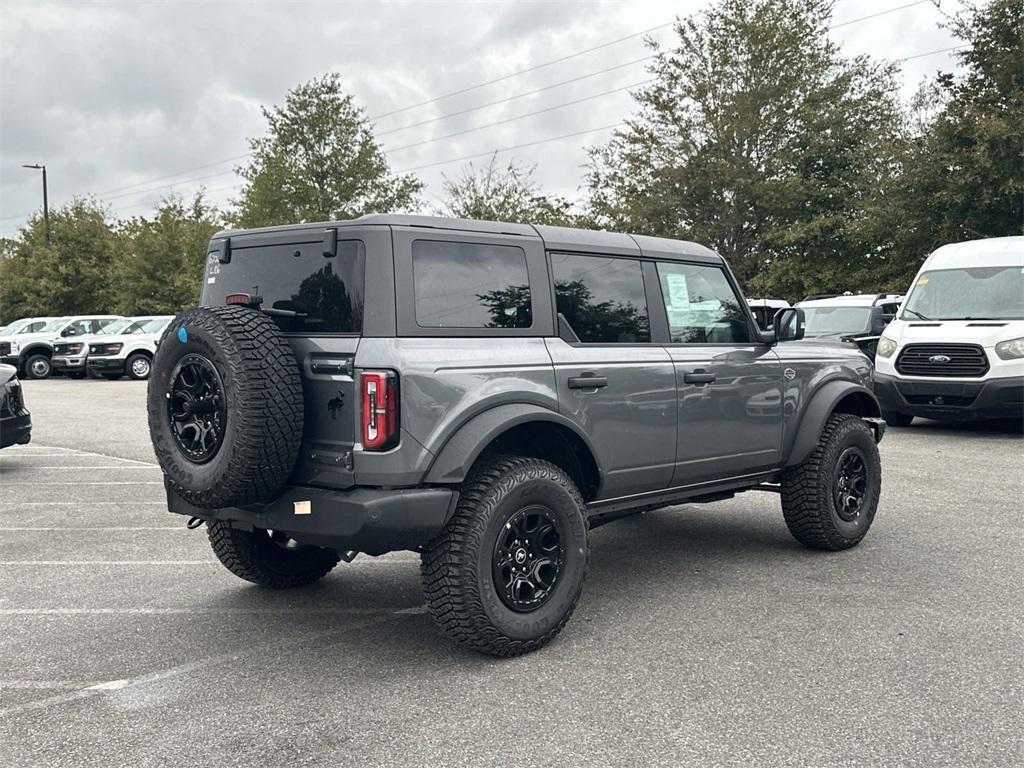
[568,374,608,389]
[684,371,716,385]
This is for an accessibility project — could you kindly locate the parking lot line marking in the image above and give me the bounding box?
[0,465,162,470]
[1,605,426,615]
[0,609,425,718]
[0,558,418,565]
[0,501,167,507]
[2,481,165,486]
[14,444,159,467]
[0,526,184,531]
[0,681,113,690]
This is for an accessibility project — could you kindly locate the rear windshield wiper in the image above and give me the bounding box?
[261,308,308,318]
[902,308,931,320]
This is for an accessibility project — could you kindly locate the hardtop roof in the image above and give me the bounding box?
[212,214,721,264]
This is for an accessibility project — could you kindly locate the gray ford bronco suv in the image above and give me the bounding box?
[148,214,885,656]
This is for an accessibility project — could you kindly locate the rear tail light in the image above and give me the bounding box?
[360,370,399,451]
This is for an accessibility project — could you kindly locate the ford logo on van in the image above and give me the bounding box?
[929,354,952,364]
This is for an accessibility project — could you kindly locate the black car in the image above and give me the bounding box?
[0,364,32,449]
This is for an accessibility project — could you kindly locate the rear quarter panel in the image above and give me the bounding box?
[353,337,557,485]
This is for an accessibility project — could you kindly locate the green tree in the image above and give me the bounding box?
[585,0,904,299]
[112,194,220,314]
[0,198,119,321]
[231,74,422,228]
[439,154,574,225]
[893,0,1023,259]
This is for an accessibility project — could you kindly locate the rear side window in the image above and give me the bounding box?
[412,240,532,328]
[550,253,650,343]
[656,262,751,343]
[203,240,365,334]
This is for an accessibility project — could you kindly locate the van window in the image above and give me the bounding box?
[203,240,365,334]
[656,262,751,343]
[412,240,532,328]
[550,253,650,343]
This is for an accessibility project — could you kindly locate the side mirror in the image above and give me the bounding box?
[872,316,890,334]
[773,307,804,343]
[63,327,76,337]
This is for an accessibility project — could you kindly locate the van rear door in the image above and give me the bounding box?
[201,229,366,490]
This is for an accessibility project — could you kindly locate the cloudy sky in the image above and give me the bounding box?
[0,0,970,237]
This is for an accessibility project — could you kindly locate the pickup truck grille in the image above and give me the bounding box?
[895,344,989,378]
[0,342,10,356]
[53,342,83,355]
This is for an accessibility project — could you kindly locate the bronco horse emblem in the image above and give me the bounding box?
[327,391,345,420]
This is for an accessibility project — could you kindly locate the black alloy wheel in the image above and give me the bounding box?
[492,505,565,612]
[167,353,226,464]
[833,447,868,522]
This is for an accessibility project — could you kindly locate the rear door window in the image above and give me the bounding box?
[203,240,365,334]
[412,240,532,328]
[550,253,651,343]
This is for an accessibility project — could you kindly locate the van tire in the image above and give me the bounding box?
[421,455,589,657]
[207,521,340,588]
[780,414,881,551]
[148,305,303,509]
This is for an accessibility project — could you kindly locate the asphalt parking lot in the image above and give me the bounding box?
[2,379,1022,767]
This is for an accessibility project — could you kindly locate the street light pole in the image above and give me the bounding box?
[22,163,49,245]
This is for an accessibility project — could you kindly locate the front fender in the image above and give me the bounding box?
[423,403,604,485]
[785,380,881,467]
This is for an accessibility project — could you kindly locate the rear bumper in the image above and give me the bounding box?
[165,480,458,555]
[0,412,32,449]
[87,357,126,374]
[874,372,1024,421]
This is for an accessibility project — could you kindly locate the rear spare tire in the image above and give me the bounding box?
[147,306,303,509]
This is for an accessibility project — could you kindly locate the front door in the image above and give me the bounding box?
[651,260,784,485]
[546,252,677,499]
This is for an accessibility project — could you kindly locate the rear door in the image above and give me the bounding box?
[546,250,677,499]
[651,260,784,485]
[202,227,384,490]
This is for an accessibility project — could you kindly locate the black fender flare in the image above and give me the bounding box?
[423,403,604,486]
[785,380,881,467]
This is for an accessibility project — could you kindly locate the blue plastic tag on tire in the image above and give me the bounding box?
[177,327,188,343]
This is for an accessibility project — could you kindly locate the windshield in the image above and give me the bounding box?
[119,317,170,335]
[101,319,134,335]
[36,318,67,333]
[902,266,1024,320]
[800,307,872,335]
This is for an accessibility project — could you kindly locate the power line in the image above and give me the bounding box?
[371,21,674,120]
[377,56,653,138]
[383,80,651,154]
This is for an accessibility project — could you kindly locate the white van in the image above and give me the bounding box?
[873,236,1024,425]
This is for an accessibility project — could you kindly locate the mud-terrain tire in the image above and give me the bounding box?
[781,414,881,551]
[421,455,589,657]
[23,353,51,379]
[207,521,339,588]
[147,305,303,509]
[883,411,914,427]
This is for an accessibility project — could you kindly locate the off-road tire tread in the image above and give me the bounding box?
[207,521,339,588]
[780,413,880,551]
[149,305,303,509]
[421,455,588,657]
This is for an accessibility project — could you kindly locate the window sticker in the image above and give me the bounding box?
[665,273,691,310]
